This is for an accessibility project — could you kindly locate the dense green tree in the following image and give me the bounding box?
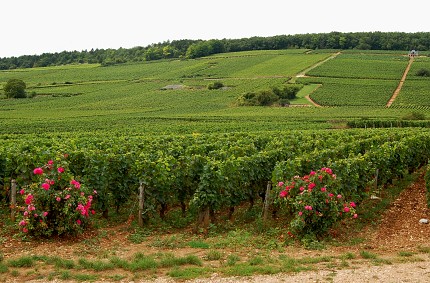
[1,32,430,70]
[4,79,27,98]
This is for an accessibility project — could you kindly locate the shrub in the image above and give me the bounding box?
[237,84,302,106]
[416,68,430,77]
[4,79,26,98]
[17,156,96,237]
[278,98,290,107]
[272,84,303,100]
[402,111,426,120]
[207,81,224,90]
[274,167,357,238]
[237,90,279,106]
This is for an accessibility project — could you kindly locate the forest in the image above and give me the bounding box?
[1,31,429,70]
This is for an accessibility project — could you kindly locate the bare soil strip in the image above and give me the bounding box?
[386,56,414,107]
[304,84,323,107]
[295,51,341,78]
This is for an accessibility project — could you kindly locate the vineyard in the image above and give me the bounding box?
[1,48,430,281]
[1,128,430,231]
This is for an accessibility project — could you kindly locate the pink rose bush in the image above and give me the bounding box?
[17,156,95,237]
[275,167,357,238]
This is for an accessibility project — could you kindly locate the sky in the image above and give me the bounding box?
[1,0,429,58]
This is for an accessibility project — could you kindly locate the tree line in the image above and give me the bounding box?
[1,31,430,70]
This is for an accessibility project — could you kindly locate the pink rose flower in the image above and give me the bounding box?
[43,211,48,217]
[279,190,288,198]
[41,183,50,190]
[76,219,81,225]
[56,197,61,202]
[25,194,34,205]
[33,167,43,175]
[353,214,358,219]
[343,207,350,213]
[337,194,342,199]
[19,189,25,195]
[350,202,356,208]
[321,187,327,192]
[48,160,54,165]
[57,167,65,173]
[22,227,28,233]
[70,179,81,189]
[298,211,303,216]
[278,181,284,187]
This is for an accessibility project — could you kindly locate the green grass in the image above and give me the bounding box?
[226,254,240,266]
[205,250,223,261]
[77,258,115,271]
[398,251,414,257]
[0,262,8,273]
[7,256,35,268]
[159,254,203,267]
[188,240,210,249]
[223,263,281,276]
[49,256,75,269]
[167,266,211,280]
[418,246,430,253]
[360,250,378,259]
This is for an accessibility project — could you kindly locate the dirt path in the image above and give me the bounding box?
[295,51,341,78]
[386,56,414,107]
[305,84,322,107]
[295,52,341,107]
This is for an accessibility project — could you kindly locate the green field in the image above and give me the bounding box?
[1,49,429,134]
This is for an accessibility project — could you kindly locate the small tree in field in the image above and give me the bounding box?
[416,68,430,77]
[4,79,27,98]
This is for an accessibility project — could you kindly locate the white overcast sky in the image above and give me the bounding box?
[1,0,429,58]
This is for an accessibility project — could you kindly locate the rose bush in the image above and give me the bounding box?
[275,167,357,238]
[17,156,96,237]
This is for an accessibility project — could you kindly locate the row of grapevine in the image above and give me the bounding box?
[1,129,429,227]
[347,119,430,128]
[273,132,430,202]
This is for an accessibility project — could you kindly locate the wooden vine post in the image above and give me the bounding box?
[262,181,272,221]
[138,181,145,227]
[374,169,379,191]
[193,207,210,235]
[10,179,17,222]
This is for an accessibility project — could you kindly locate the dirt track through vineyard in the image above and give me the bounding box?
[386,56,414,107]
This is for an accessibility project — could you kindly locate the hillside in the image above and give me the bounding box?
[1,48,430,282]
[0,49,429,134]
